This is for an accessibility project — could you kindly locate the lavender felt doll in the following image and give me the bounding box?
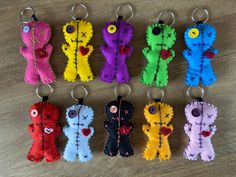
[100,17,134,83]
[183,101,217,161]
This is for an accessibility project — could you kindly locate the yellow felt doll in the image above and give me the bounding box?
[62,20,93,82]
[143,102,173,161]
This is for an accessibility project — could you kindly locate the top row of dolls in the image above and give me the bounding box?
[19,3,218,88]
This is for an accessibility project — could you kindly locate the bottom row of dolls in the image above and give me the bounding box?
[27,97,217,163]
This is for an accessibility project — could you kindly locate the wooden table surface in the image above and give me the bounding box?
[0,0,236,176]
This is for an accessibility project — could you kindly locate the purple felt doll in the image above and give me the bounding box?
[183,101,218,161]
[100,17,134,83]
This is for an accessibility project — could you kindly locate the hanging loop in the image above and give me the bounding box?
[36,84,54,99]
[71,84,88,102]
[20,7,36,23]
[157,10,175,26]
[114,84,131,98]
[116,3,134,21]
[71,2,88,20]
[186,86,205,100]
[191,7,209,23]
[147,86,164,101]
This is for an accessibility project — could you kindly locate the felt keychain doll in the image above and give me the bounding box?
[62,3,94,82]
[100,3,134,84]
[27,84,61,162]
[104,84,134,157]
[183,86,218,162]
[19,7,56,85]
[142,87,173,161]
[63,85,94,162]
[183,7,218,86]
[140,10,177,87]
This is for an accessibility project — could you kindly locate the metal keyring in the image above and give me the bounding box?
[116,3,134,21]
[71,85,88,101]
[20,7,35,23]
[114,84,131,97]
[186,86,205,99]
[157,10,175,26]
[191,7,209,23]
[71,3,88,20]
[147,86,164,101]
[36,84,54,99]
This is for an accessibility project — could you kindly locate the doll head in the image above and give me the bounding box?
[184,23,216,51]
[63,20,93,47]
[185,101,217,125]
[29,102,60,126]
[146,23,176,50]
[66,104,93,128]
[102,20,133,48]
[105,99,134,124]
[21,21,51,49]
[144,102,173,126]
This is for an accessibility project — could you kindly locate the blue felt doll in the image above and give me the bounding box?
[183,23,218,86]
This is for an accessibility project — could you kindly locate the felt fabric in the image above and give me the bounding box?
[63,104,94,162]
[183,101,217,161]
[20,21,56,85]
[62,20,94,82]
[27,102,61,162]
[183,23,218,86]
[140,23,176,87]
[100,19,134,84]
[104,97,134,157]
[143,102,173,160]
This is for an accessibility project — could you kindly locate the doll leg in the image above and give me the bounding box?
[77,57,93,82]
[116,63,130,83]
[159,139,171,161]
[104,138,118,157]
[63,143,77,162]
[64,60,77,82]
[155,65,168,87]
[38,63,55,84]
[140,62,157,85]
[100,62,115,83]
[201,142,215,161]
[24,64,39,85]
[45,145,60,162]
[143,140,158,160]
[78,142,93,162]
[27,146,44,162]
[185,68,200,86]
[201,66,217,86]
[119,136,134,157]
[183,142,200,160]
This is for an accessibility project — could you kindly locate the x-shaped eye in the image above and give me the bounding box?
[81,32,86,38]
[207,114,213,118]
[207,32,212,37]
[167,33,172,38]
[124,110,129,115]
[83,115,88,120]
[123,28,128,34]
[165,113,169,118]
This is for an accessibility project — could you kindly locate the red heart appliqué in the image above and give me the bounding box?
[205,50,215,59]
[36,48,48,58]
[161,127,172,136]
[119,45,131,55]
[82,128,91,136]
[119,125,131,135]
[201,131,211,137]
[160,49,171,59]
[79,46,89,56]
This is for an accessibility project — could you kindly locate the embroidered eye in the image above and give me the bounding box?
[152,27,161,35]
[110,105,118,113]
[191,108,201,117]
[149,106,157,114]
[30,109,38,118]
[188,28,199,38]
[68,110,76,118]
[66,25,74,33]
[23,25,30,33]
[107,25,117,34]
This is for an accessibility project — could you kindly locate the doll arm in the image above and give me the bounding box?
[20,47,28,59]
[142,124,150,136]
[63,126,69,137]
[86,45,94,57]
[184,123,192,137]
[183,48,191,61]
[87,127,94,138]
[27,124,34,135]
[104,121,109,130]
[209,124,217,136]
[45,44,53,58]
[100,44,109,57]
[62,44,71,58]
[205,48,218,60]
[55,125,62,137]
[167,124,173,134]
[142,47,150,60]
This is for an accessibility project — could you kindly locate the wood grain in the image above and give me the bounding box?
[0,0,236,176]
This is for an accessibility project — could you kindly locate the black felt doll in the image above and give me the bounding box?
[104,96,134,157]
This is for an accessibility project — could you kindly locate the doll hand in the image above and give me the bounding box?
[27,124,34,135]
[209,125,217,136]
[184,123,192,136]
[142,124,150,135]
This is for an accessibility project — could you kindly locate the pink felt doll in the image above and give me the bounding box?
[20,21,55,85]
